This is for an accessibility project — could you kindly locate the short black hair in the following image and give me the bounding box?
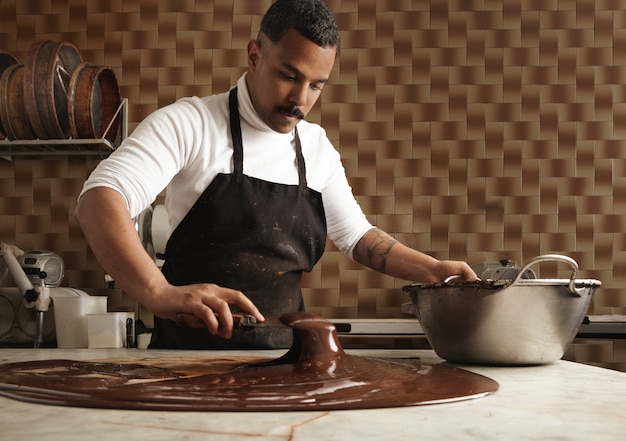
[259,0,339,49]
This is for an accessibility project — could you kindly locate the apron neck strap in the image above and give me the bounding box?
[228,87,308,187]
[293,126,308,187]
[228,87,244,175]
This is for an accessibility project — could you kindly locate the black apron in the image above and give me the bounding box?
[149,87,327,349]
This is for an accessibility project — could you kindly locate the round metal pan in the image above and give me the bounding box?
[68,62,121,142]
[0,51,19,139]
[23,40,83,139]
[0,64,35,140]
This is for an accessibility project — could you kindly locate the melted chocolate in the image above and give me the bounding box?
[0,312,498,411]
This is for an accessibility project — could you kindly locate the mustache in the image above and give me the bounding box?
[277,106,304,120]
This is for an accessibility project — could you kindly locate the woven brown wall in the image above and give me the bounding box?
[1,0,625,319]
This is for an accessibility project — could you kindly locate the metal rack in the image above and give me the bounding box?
[0,98,128,159]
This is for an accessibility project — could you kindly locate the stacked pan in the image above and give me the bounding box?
[0,50,21,140]
[0,41,121,144]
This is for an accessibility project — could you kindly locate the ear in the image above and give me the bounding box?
[247,39,261,72]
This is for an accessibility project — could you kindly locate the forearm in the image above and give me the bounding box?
[352,228,437,281]
[353,228,476,283]
[74,187,169,305]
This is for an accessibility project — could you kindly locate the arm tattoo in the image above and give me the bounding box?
[353,229,398,273]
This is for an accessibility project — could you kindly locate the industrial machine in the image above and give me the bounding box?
[0,243,72,347]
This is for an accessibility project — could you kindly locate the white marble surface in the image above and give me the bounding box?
[0,348,624,440]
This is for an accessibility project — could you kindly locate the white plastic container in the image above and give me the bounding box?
[137,333,152,349]
[87,312,135,348]
[52,294,107,348]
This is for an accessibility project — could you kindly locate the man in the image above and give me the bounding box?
[75,0,476,349]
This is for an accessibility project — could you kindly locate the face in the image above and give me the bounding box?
[246,29,337,134]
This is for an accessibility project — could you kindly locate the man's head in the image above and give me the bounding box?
[259,0,339,49]
[246,0,339,134]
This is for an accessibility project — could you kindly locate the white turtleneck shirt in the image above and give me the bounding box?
[79,74,373,258]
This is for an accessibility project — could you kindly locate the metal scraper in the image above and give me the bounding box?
[175,312,286,330]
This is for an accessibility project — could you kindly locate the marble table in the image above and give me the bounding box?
[0,348,624,440]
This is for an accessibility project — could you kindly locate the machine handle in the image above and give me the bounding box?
[0,243,35,296]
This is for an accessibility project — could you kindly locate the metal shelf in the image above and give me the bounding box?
[0,98,128,159]
[0,138,116,158]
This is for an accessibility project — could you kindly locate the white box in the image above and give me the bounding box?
[52,295,107,348]
[87,312,135,348]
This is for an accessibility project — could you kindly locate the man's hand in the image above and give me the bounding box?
[146,283,265,339]
[430,260,478,283]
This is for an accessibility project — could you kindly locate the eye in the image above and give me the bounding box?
[310,82,323,91]
[281,71,297,81]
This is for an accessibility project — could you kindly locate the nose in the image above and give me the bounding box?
[289,82,308,107]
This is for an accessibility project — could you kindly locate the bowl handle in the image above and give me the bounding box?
[512,254,581,296]
[443,274,465,283]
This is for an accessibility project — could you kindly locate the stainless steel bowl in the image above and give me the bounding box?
[403,255,601,366]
